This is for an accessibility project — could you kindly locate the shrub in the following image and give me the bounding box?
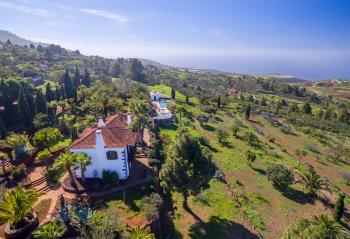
[197,113,209,126]
[246,150,257,165]
[148,158,160,168]
[266,163,294,192]
[33,220,66,239]
[102,170,119,186]
[268,136,275,143]
[216,128,229,145]
[140,193,163,221]
[231,124,240,137]
[44,168,62,184]
[243,132,262,149]
[147,149,156,159]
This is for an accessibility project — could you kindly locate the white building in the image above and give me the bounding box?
[149,91,171,101]
[69,114,137,180]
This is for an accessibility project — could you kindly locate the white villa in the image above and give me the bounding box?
[150,91,171,101]
[150,92,173,122]
[69,114,137,180]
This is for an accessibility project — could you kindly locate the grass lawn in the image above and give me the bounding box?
[148,84,199,104]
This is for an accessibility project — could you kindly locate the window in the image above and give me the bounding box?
[106,151,118,160]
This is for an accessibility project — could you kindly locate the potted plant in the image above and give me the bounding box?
[0,186,41,239]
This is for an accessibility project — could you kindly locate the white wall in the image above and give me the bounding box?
[70,146,130,180]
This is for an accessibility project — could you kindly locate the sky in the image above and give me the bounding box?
[0,0,350,80]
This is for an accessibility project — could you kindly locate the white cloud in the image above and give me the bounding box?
[0,1,53,17]
[78,8,130,22]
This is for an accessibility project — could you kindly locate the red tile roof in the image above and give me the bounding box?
[70,114,136,149]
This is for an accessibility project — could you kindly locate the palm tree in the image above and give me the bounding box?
[298,168,331,197]
[0,186,41,228]
[309,214,349,239]
[53,152,76,182]
[128,226,155,239]
[282,214,349,239]
[32,220,66,239]
[281,218,311,239]
[75,152,92,185]
[0,133,32,160]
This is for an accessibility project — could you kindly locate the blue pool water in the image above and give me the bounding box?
[159,101,168,108]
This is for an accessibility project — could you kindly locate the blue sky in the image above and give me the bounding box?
[1,0,350,80]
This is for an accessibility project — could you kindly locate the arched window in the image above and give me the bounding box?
[106,151,118,160]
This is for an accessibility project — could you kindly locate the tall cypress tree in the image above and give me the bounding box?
[45,83,54,102]
[18,88,32,127]
[1,80,16,126]
[55,85,61,101]
[82,69,91,87]
[63,69,75,99]
[0,116,6,139]
[35,89,47,114]
[25,90,36,117]
[171,87,176,99]
[217,96,221,108]
[73,67,81,89]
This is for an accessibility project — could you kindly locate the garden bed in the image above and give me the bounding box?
[34,199,52,223]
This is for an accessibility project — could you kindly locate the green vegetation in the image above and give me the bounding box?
[0,38,349,239]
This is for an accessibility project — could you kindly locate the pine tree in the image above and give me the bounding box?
[302,102,312,114]
[35,89,47,114]
[217,96,221,108]
[73,67,81,89]
[171,87,176,100]
[18,88,32,127]
[333,193,345,222]
[62,69,75,99]
[159,130,214,209]
[0,116,6,139]
[45,83,54,102]
[82,69,91,87]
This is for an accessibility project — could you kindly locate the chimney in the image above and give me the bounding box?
[95,129,105,147]
[127,114,132,125]
[98,118,105,128]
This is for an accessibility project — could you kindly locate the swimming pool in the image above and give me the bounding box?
[159,101,168,108]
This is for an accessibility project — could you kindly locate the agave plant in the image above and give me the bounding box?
[32,220,66,239]
[0,186,41,228]
[128,226,155,239]
[298,168,331,197]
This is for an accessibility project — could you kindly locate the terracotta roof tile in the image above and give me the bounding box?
[70,114,136,149]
